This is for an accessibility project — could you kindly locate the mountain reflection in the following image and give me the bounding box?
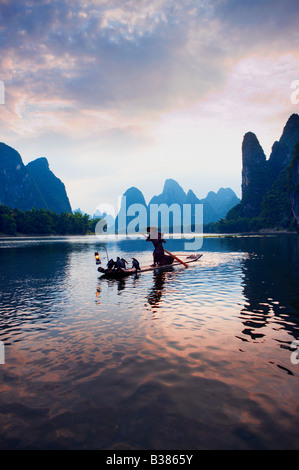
[0,242,71,343]
[95,234,299,347]
[236,235,299,343]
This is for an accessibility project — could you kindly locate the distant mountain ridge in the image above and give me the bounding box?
[114,179,240,233]
[149,179,239,223]
[0,143,72,214]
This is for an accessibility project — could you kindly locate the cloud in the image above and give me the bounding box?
[216,0,299,31]
[0,0,222,145]
[1,0,298,129]
[0,0,299,212]
[2,0,297,123]
[0,1,225,113]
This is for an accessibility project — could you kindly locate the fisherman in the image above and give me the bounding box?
[146,227,173,266]
[132,258,141,272]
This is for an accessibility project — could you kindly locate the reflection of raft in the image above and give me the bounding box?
[97,254,203,279]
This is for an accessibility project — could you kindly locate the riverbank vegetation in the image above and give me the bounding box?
[0,205,101,236]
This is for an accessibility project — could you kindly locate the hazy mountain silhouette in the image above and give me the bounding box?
[218,113,299,231]
[0,143,72,214]
[113,178,240,233]
[27,157,71,214]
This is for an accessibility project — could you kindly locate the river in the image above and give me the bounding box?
[0,234,298,449]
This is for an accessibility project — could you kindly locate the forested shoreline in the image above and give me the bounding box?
[0,205,101,236]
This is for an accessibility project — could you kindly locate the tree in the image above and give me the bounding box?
[0,213,17,235]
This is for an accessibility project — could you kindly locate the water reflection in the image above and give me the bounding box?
[96,274,139,301]
[147,271,168,308]
[96,265,183,311]
[1,234,299,450]
[94,234,299,351]
[236,235,299,344]
[0,243,71,344]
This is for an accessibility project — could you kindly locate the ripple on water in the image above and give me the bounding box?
[0,237,299,449]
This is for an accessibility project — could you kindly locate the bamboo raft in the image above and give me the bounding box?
[97,254,203,279]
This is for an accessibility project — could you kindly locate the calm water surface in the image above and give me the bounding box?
[0,234,298,450]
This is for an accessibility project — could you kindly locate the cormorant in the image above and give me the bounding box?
[116,257,127,269]
[132,258,140,272]
[107,259,116,270]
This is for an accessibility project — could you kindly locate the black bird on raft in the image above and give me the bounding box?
[132,258,140,272]
[116,257,127,269]
[107,259,116,270]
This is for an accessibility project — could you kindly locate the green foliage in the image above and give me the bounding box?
[0,205,102,236]
[204,216,263,234]
[225,203,242,221]
[259,169,293,229]
[241,162,269,217]
[288,141,299,194]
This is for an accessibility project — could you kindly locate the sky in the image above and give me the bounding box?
[0,0,299,215]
